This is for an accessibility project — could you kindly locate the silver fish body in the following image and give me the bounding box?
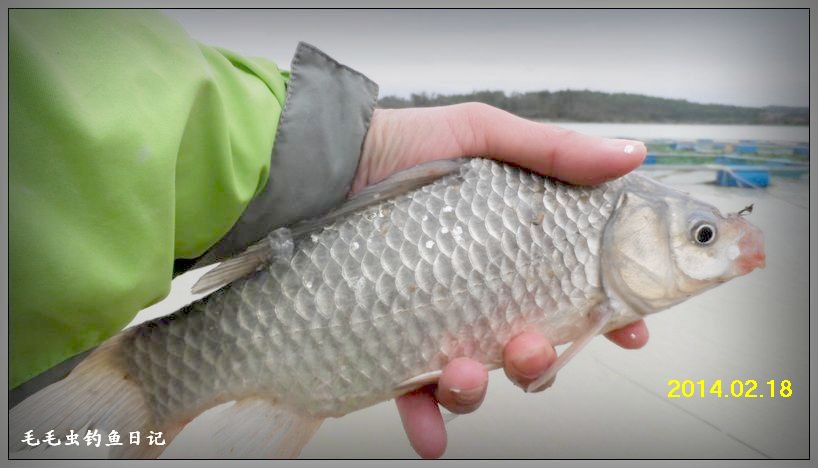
[124,159,653,421]
[11,157,765,458]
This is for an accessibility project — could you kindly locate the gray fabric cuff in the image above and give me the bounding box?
[200,42,379,264]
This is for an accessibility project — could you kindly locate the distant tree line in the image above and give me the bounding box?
[377,90,808,125]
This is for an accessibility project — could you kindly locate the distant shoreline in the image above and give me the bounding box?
[525,121,808,144]
[378,90,808,126]
[534,120,810,127]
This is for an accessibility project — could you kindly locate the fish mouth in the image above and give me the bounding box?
[736,224,766,274]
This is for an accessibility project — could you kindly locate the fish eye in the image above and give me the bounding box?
[691,222,717,246]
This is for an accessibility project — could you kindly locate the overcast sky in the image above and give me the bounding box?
[165,9,808,108]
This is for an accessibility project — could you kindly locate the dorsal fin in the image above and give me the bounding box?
[191,158,468,294]
[288,158,467,237]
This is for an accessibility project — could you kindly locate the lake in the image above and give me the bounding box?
[537,121,809,144]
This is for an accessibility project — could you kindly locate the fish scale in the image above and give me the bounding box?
[119,158,624,424]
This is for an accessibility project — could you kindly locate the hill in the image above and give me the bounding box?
[377,90,808,125]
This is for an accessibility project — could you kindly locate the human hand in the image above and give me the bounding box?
[354,103,649,459]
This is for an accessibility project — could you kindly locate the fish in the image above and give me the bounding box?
[9,157,766,458]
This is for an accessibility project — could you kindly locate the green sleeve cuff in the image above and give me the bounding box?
[10,10,288,388]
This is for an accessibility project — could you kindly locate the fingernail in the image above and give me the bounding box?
[608,139,646,158]
[510,345,551,380]
[449,386,484,406]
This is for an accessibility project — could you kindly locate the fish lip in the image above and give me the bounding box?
[736,225,766,274]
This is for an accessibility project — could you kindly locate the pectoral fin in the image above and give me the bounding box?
[526,306,614,393]
[393,370,444,395]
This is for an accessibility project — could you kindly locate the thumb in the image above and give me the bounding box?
[453,103,647,185]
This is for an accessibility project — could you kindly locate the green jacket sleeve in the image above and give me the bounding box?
[10,10,378,390]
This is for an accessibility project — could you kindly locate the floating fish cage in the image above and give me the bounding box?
[640,140,806,186]
[715,155,752,165]
[735,144,758,154]
[715,165,770,188]
[670,142,695,151]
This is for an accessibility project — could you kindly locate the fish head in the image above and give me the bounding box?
[601,181,765,316]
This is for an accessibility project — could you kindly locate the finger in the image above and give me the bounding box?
[604,319,650,349]
[395,387,447,459]
[502,331,558,390]
[434,357,488,414]
[455,103,647,185]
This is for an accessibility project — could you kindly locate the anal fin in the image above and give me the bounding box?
[109,423,184,459]
[206,398,323,459]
